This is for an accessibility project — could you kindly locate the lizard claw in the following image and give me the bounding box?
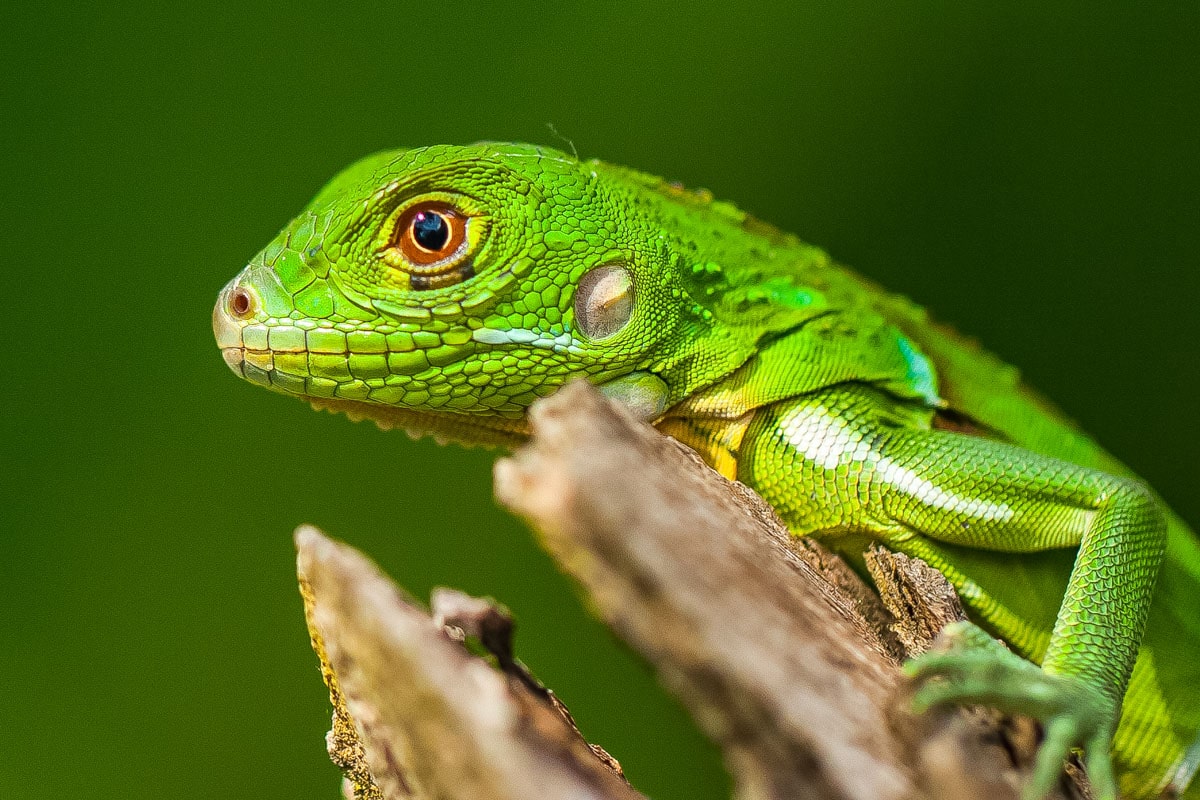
[904,621,1118,800]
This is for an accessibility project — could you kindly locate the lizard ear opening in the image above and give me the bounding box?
[575,264,634,341]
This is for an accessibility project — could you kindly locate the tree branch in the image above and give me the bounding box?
[297,526,641,800]
[295,380,1086,800]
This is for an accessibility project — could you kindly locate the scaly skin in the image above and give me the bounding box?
[214,143,1200,799]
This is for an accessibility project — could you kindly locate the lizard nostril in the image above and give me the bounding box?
[229,287,254,319]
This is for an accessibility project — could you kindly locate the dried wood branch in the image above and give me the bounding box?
[297,526,642,800]
[295,380,1088,800]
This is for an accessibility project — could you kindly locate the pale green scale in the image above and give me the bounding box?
[306,329,345,354]
[274,250,315,293]
[294,281,334,318]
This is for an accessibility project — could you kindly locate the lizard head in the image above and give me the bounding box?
[214,143,805,446]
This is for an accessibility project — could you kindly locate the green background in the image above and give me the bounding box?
[4,3,1198,799]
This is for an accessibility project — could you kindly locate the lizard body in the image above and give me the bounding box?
[214,143,1200,799]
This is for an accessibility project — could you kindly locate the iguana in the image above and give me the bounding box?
[213,143,1200,800]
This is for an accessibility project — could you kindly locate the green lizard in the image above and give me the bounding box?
[213,143,1200,800]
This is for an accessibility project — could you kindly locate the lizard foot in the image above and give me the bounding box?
[903,621,1118,800]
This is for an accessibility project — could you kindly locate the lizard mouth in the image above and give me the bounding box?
[213,285,528,445]
[211,273,532,448]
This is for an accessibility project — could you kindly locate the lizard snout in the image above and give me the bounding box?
[213,276,260,375]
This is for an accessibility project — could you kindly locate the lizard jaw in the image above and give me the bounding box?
[304,395,529,450]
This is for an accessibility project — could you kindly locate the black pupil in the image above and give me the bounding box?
[412,211,450,251]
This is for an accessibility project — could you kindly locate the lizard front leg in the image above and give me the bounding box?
[737,385,1168,800]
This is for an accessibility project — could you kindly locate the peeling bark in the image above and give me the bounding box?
[297,527,640,800]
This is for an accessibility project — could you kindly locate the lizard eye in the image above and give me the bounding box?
[380,201,477,290]
[575,265,634,341]
[393,203,468,268]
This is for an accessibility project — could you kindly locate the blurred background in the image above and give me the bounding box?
[3,3,1198,799]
